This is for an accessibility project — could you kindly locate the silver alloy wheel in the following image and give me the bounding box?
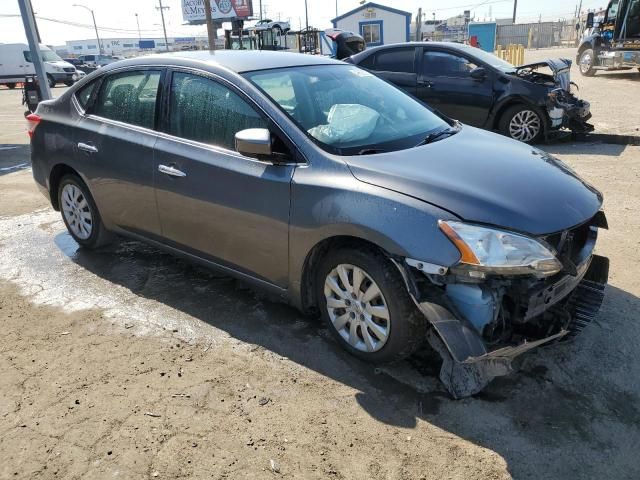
[61,183,93,240]
[324,264,390,353]
[508,109,541,142]
[580,51,592,74]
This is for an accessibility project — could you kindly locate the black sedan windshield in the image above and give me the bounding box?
[245,64,449,155]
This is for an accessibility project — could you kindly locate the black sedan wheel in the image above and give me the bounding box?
[499,105,543,143]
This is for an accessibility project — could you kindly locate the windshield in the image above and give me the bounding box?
[23,49,63,63]
[458,45,517,72]
[244,64,450,155]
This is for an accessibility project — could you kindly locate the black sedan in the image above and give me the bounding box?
[347,42,592,143]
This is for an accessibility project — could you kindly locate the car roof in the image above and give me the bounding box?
[349,41,476,61]
[100,50,343,74]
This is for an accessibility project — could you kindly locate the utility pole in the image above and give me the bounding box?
[335,0,338,18]
[156,0,170,52]
[204,0,216,50]
[259,0,263,20]
[304,0,309,31]
[17,0,51,99]
[512,0,517,24]
[416,8,422,41]
[135,13,141,42]
[73,4,103,54]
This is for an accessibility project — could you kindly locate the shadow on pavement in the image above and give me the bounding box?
[538,141,628,156]
[0,144,30,176]
[53,232,640,479]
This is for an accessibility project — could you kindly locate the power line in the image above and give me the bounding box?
[0,13,198,37]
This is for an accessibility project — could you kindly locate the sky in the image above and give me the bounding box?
[0,0,609,46]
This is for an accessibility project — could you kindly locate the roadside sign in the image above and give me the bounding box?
[182,0,253,23]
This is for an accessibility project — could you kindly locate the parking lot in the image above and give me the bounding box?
[0,48,639,479]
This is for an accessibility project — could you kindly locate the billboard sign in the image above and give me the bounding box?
[139,40,156,49]
[182,0,253,22]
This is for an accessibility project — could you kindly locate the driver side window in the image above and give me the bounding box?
[422,51,478,78]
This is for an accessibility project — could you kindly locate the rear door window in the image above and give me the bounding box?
[167,71,267,150]
[373,48,416,73]
[92,70,162,129]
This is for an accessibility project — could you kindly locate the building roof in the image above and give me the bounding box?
[105,50,342,74]
[331,2,411,24]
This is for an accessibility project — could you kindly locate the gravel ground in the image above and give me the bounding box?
[0,50,639,479]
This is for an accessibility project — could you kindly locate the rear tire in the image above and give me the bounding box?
[499,104,544,143]
[316,246,427,364]
[579,48,597,77]
[64,80,75,87]
[57,174,113,249]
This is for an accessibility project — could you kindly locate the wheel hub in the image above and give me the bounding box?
[509,110,541,142]
[323,264,390,353]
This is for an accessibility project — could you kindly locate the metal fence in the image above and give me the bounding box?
[496,20,578,49]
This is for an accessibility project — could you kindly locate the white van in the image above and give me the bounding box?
[0,43,79,89]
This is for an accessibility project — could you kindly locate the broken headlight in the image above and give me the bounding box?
[439,220,562,278]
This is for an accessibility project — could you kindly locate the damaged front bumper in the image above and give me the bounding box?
[397,218,609,398]
[547,89,594,135]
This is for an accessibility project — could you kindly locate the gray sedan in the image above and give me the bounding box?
[28,51,608,397]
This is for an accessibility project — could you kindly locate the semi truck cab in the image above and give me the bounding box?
[577,0,640,76]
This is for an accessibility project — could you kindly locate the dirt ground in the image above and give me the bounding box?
[1,50,640,480]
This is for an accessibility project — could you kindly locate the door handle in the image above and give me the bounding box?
[77,142,98,153]
[158,164,186,177]
[418,80,433,88]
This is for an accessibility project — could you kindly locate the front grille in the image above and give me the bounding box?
[543,216,599,271]
[63,67,75,73]
[562,255,609,340]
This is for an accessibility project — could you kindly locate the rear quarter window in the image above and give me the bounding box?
[75,80,98,110]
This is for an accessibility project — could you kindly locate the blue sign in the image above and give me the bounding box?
[139,40,156,49]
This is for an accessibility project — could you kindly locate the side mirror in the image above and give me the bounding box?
[470,66,486,80]
[235,128,272,158]
[586,12,594,28]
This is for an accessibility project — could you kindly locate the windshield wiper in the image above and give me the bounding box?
[356,148,387,155]
[416,125,459,147]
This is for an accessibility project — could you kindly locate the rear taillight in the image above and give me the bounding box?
[26,113,41,138]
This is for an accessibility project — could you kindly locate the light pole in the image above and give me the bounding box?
[73,4,102,54]
[135,13,141,42]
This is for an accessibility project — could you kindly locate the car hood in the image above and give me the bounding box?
[344,126,603,236]
[514,58,572,90]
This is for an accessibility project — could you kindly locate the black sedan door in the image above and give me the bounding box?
[417,48,494,127]
[365,47,418,97]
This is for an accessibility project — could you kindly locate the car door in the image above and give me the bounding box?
[367,47,418,96]
[153,70,295,287]
[417,49,494,126]
[74,68,164,236]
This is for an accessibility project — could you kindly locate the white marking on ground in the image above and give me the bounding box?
[0,209,236,345]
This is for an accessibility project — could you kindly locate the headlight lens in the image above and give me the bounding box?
[439,220,562,277]
[52,66,63,72]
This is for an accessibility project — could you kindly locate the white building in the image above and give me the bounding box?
[57,36,210,57]
[331,2,411,47]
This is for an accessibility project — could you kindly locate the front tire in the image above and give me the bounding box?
[6,83,16,89]
[579,48,597,76]
[316,247,427,364]
[64,80,75,87]
[47,75,56,88]
[58,174,112,248]
[499,104,544,143]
